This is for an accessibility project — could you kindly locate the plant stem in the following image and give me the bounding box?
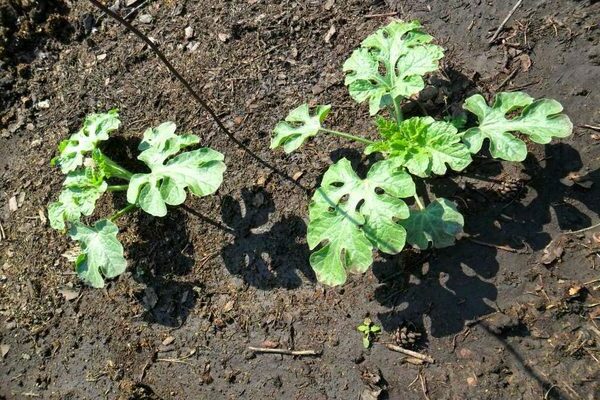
[392,96,404,126]
[413,195,425,210]
[109,203,137,222]
[319,128,375,145]
[96,150,134,181]
[107,185,129,192]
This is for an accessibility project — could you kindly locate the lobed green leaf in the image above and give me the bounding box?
[366,117,472,178]
[126,122,226,217]
[270,103,331,153]
[401,198,464,249]
[307,158,415,285]
[52,110,121,173]
[48,166,108,231]
[69,219,126,288]
[462,92,573,161]
[343,20,444,115]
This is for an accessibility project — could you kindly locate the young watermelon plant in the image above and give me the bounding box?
[270,20,573,286]
[49,110,226,288]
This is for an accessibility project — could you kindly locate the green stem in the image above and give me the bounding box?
[94,149,134,181]
[392,96,404,126]
[413,195,425,210]
[109,203,137,222]
[107,185,129,192]
[319,128,375,145]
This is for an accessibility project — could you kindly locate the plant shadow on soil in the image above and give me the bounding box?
[220,186,316,289]
[127,208,201,328]
[373,142,600,338]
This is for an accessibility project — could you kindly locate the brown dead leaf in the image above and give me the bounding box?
[540,235,567,265]
[519,54,532,72]
[222,300,235,313]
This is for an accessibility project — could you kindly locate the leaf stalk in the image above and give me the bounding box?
[392,96,404,125]
[413,195,425,210]
[107,185,129,192]
[109,203,137,221]
[319,128,375,145]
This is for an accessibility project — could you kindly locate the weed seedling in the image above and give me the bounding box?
[49,110,226,287]
[357,318,382,348]
[270,20,573,285]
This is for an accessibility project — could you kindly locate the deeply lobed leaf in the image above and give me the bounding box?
[270,103,331,153]
[401,198,464,249]
[69,219,127,288]
[307,158,415,285]
[48,165,108,230]
[343,20,444,115]
[52,110,121,173]
[462,92,573,161]
[366,117,472,177]
[127,122,226,217]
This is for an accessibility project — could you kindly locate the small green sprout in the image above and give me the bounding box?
[357,318,382,348]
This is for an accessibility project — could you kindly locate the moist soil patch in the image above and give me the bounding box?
[1,1,599,399]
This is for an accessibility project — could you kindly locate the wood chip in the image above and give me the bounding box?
[324,25,337,44]
[324,0,335,10]
[292,171,304,181]
[8,196,18,212]
[218,32,231,42]
[58,287,80,301]
[1,344,9,358]
[162,336,175,346]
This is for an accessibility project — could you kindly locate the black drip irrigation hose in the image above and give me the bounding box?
[87,0,309,193]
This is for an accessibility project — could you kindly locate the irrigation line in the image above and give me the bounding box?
[87,0,308,193]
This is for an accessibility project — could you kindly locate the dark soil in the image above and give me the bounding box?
[1,0,600,399]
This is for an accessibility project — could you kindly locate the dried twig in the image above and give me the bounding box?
[496,67,520,91]
[488,0,524,44]
[466,236,529,254]
[383,344,435,364]
[565,222,600,235]
[0,221,5,241]
[364,11,398,19]
[247,346,321,356]
[123,0,149,20]
[580,124,600,132]
[419,371,431,400]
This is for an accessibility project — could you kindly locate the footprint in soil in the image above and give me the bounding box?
[220,186,316,290]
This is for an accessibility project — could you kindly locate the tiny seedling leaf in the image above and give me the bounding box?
[343,20,444,115]
[462,92,573,161]
[307,158,415,285]
[68,219,126,288]
[270,103,331,153]
[401,198,464,249]
[366,117,472,178]
[48,166,108,230]
[127,122,226,217]
[52,110,121,173]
